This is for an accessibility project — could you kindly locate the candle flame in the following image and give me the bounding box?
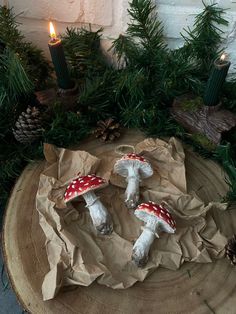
[220,53,226,61]
[49,22,57,40]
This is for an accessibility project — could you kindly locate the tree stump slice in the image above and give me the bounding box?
[3,129,236,314]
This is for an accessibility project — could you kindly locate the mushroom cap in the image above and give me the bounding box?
[134,201,176,233]
[64,174,108,203]
[114,153,153,178]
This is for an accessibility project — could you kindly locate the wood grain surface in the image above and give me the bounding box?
[3,130,236,314]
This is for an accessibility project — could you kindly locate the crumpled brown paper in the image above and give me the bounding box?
[36,137,227,301]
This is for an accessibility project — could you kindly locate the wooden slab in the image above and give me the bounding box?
[3,130,236,314]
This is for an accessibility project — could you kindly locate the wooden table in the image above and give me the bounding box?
[3,130,236,314]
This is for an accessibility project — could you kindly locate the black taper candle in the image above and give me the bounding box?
[48,22,74,90]
[203,55,231,107]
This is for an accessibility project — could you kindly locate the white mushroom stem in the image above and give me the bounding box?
[125,166,140,209]
[82,191,113,235]
[132,221,158,266]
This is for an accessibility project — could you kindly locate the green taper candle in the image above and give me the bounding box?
[48,22,74,90]
[203,53,231,106]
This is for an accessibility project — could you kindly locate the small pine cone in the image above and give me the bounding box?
[94,118,120,142]
[12,106,44,144]
[225,235,236,265]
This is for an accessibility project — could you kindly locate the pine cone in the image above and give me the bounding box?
[13,106,44,144]
[225,235,236,265]
[94,118,120,142]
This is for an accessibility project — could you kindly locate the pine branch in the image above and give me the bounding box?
[114,67,147,101]
[127,0,166,54]
[181,2,228,75]
[0,48,34,100]
[78,70,118,123]
[112,0,204,104]
[119,99,146,128]
[0,89,7,106]
[158,50,204,98]
[0,6,23,49]
[43,107,90,147]
[62,27,108,79]
[0,5,51,90]
[111,34,141,67]
[19,42,52,90]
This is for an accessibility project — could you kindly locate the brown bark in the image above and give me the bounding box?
[171,95,236,144]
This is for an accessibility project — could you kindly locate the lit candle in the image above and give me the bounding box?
[203,53,231,107]
[48,22,74,90]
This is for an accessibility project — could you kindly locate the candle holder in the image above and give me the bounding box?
[171,94,236,145]
[35,81,79,110]
[57,79,79,109]
[58,79,78,96]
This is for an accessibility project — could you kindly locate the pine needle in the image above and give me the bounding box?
[0,48,34,99]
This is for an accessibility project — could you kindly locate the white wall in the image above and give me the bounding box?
[2,0,236,71]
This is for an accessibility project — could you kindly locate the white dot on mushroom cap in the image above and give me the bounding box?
[69,192,72,196]
[72,180,77,183]
[84,183,89,186]
[64,192,67,197]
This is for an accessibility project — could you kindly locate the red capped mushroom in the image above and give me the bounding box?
[132,201,176,267]
[64,174,113,235]
[114,153,153,209]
